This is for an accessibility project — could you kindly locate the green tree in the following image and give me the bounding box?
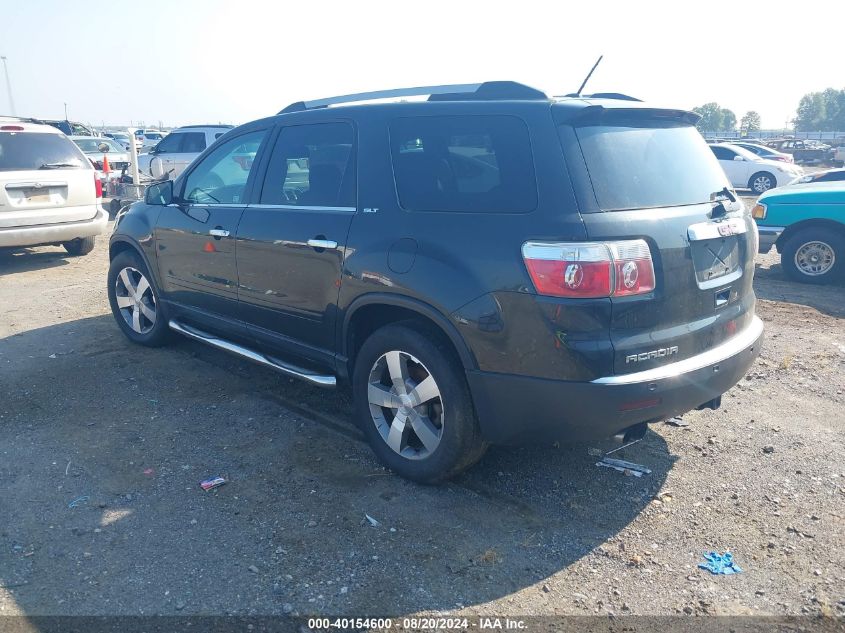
[740,111,762,133]
[693,103,724,132]
[693,103,737,132]
[721,109,737,132]
[794,88,845,131]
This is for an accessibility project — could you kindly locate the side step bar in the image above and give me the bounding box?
[168,320,336,388]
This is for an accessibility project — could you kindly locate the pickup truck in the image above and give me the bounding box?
[753,181,845,283]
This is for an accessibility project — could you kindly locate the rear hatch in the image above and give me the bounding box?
[0,129,97,228]
[555,105,757,375]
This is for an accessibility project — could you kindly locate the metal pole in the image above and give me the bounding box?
[64,102,68,119]
[128,126,140,191]
[1,56,15,116]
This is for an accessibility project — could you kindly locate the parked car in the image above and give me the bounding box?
[765,139,830,164]
[0,119,107,255]
[38,118,97,137]
[134,129,166,150]
[108,82,763,483]
[753,181,845,283]
[789,167,845,185]
[730,141,794,164]
[710,143,803,193]
[71,136,131,172]
[103,132,135,152]
[833,145,845,167]
[136,125,233,180]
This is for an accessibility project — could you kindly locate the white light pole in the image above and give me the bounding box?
[1,56,16,116]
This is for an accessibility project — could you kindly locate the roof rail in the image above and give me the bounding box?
[557,92,642,102]
[279,81,548,114]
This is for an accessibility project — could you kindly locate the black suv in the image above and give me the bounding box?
[108,81,763,483]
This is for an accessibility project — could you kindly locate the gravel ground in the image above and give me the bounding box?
[0,213,843,622]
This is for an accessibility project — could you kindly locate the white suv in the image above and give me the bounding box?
[0,119,107,256]
[709,142,804,193]
[137,125,233,180]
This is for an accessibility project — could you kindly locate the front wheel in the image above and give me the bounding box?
[352,323,487,483]
[780,228,844,284]
[107,250,171,346]
[749,171,776,194]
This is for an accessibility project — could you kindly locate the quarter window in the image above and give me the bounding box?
[389,115,537,213]
[259,123,356,207]
[182,129,268,205]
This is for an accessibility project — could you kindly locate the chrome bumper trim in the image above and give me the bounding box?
[592,316,763,385]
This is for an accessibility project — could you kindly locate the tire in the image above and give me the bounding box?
[749,171,776,194]
[352,322,487,484]
[63,236,95,256]
[107,250,171,346]
[780,228,844,284]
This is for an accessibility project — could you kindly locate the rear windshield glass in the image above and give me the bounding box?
[0,132,86,171]
[390,115,537,213]
[572,123,729,211]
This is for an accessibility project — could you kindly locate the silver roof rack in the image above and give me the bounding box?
[279,81,548,114]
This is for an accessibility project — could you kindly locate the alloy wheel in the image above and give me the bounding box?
[114,266,157,334]
[367,350,444,460]
[794,241,835,276]
[753,175,773,193]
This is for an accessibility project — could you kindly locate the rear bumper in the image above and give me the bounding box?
[0,207,108,248]
[467,316,764,444]
[757,225,784,253]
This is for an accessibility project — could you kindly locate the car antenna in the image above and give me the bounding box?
[575,55,603,96]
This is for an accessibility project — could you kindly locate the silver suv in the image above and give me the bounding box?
[0,118,107,256]
[138,125,233,180]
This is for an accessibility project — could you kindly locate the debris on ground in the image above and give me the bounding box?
[68,496,89,508]
[698,551,742,575]
[665,416,689,427]
[200,477,226,491]
[365,514,381,527]
[596,457,651,477]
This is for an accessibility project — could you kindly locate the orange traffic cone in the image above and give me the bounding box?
[102,155,110,175]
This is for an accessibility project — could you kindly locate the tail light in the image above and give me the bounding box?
[522,239,655,298]
[94,174,103,198]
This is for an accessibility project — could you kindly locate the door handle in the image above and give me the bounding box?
[306,238,338,250]
[209,228,230,239]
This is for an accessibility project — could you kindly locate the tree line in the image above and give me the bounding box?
[692,87,845,132]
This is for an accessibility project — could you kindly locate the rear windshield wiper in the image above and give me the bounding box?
[38,162,80,169]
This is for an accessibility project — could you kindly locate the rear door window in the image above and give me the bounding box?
[180,132,206,153]
[0,132,86,171]
[572,123,730,211]
[710,146,736,160]
[389,115,537,213]
[259,122,356,207]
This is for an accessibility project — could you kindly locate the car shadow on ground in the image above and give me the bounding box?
[0,247,72,275]
[0,315,672,617]
[754,261,845,319]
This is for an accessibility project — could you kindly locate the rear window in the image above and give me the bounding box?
[390,115,537,213]
[572,123,729,211]
[0,132,87,171]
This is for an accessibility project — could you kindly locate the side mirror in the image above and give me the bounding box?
[733,155,744,161]
[98,142,110,153]
[145,179,174,206]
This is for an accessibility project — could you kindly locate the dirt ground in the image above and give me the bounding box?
[0,211,843,624]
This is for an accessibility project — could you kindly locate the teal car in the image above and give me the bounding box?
[753,181,845,283]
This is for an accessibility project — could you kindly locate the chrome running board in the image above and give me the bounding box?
[168,320,336,388]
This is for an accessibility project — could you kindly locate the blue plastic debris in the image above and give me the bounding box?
[698,551,742,575]
[68,496,89,509]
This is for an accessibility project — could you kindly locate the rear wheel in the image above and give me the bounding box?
[352,323,486,483]
[781,228,844,284]
[749,171,776,193]
[63,236,95,256]
[107,250,171,346]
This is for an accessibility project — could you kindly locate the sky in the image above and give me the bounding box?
[1,0,842,130]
